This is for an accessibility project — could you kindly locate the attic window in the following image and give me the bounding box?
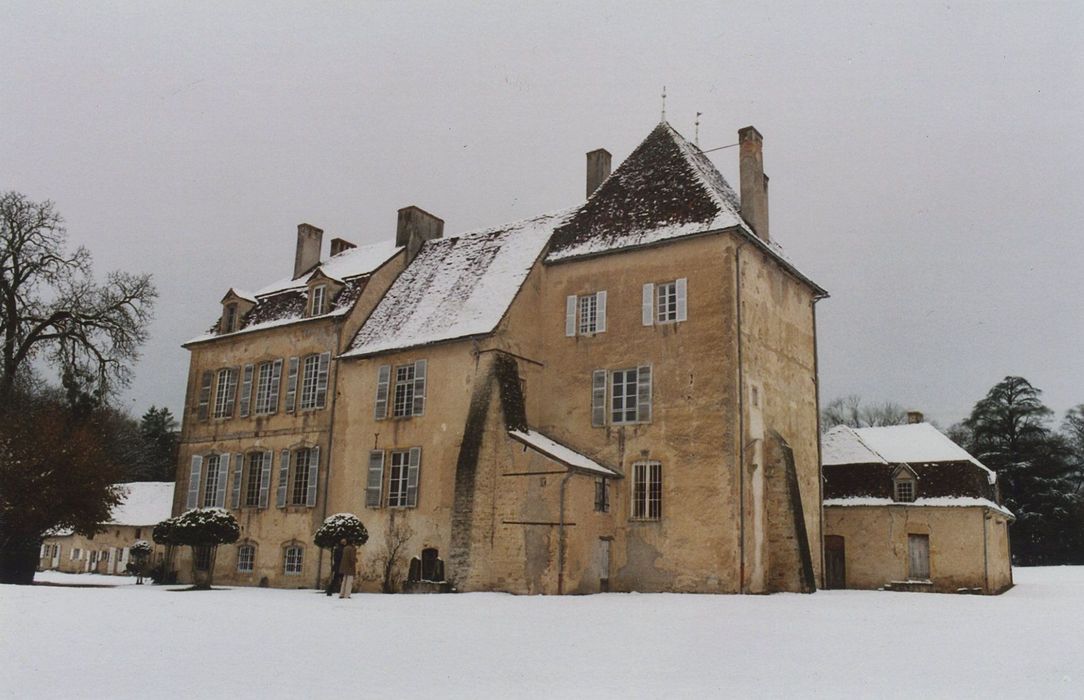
[310,285,327,316]
[223,303,238,332]
[894,477,916,503]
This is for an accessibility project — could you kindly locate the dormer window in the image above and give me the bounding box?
[894,476,916,503]
[223,303,238,333]
[310,285,327,316]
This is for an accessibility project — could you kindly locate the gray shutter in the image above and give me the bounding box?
[406,447,421,507]
[637,364,653,423]
[305,446,320,507]
[285,357,299,413]
[269,359,283,414]
[214,456,230,508]
[185,455,203,509]
[239,364,254,417]
[412,359,427,416]
[591,370,607,427]
[258,450,273,508]
[276,449,290,508]
[595,291,607,333]
[223,367,239,418]
[230,453,243,509]
[315,352,331,409]
[366,450,385,507]
[676,277,688,322]
[642,283,655,326]
[565,295,577,337]
[374,365,391,419]
[197,371,213,420]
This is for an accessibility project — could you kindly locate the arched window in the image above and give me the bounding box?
[283,545,304,576]
[237,544,256,573]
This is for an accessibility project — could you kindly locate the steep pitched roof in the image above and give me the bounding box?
[342,210,570,358]
[823,423,996,484]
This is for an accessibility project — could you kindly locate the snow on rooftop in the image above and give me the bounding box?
[823,423,996,483]
[343,210,571,358]
[108,482,175,526]
[254,239,402,297]
[824,495,1014,519]
[821,426,886,465]
[508,429,619,477]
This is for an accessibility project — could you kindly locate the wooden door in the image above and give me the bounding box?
[908,534,930,580]
[824,535,846,589]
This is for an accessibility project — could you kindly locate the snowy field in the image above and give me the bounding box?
[3,568,1082,699]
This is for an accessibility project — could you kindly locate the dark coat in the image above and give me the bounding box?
[338,544,357,575]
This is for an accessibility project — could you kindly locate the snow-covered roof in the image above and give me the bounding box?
[508,429,619,477]
[343,209,571,358]
[823,496,1014,520]
[823,423,996,483]
[186,239,402,345]
[108,482,175,526]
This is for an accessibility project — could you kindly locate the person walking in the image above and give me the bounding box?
[325,542,344,597]
[338,538,357,599]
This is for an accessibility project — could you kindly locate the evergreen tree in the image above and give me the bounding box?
[139,406,178,481]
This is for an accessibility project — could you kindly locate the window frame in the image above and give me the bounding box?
[656,281,678,323]
[631,460,662,521]
[223,303,238,332]
[894,478,916,503]
[243,452,264,507]
[578,293,598,335]
[594,477,610,513]
[201,454,222,508]
[309,284,327,316]
[237,544,255,573]
[610,368,639,424]
[283,545,304,576]
[392,363,416,418]
[387,450,411,508]
[212,368,237,419]
[253,361,275,415]
[298,354,321,411]
[290,448,312,507]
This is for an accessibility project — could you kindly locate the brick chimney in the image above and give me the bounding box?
[293,223,323,279]
[907,411,924,424]
[396,206,444,263]
[738,126,769,242]
[330,237,356,257]
[586,148,612,198]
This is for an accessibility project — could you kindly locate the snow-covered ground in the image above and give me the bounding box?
[3,567,1082,699]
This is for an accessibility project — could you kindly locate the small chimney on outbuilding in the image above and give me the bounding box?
[738,126,769,242]
[586,148,612,198]
[907,411,924,424]
[396,206,444,263]
[293,223,323,279]
[330,237,356,257]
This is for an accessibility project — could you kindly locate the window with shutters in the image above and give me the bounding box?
[631,461,662,520]
[237,544,255,573]
[212,368,237,418]
[202,454,222,508]
[566,292,607,336]
[642,278,687,326]
[611,369,638,423]
[388,451,411,508]
[392,364,415,417]
[291,448,313,506]
[592,365,652,427]
[594,478,610,513]
[367,447,420,508]
[309,285,327,316]
[656,282,677,323]
[283,546,304,575]
[244,452,264,507]
[253,361,277,414]
[299,354,320,410]
[578,294,598,334]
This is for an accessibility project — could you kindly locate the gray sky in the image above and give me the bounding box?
[3,1,1081,428]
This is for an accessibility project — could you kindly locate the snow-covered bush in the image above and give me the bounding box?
[314,513,369,549]
[172,508,240,547]
[152,517,180,546]
[130,540,153,558]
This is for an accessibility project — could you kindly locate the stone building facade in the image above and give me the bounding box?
[172,121,827,593]
[822,420,1013,594]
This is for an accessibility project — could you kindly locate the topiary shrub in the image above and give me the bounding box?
[128,539,154,584]
[314,513,369,550]
[162,509,240,589]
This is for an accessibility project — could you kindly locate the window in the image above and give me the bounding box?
[592,365,652,427]
[894,478,916,503]
[134,528,142,539]
[202,454,222,508]
[642,279,687,326]
[244,452,264,507]
[237,544,255,573]
[594,478,610,513]
[291,449,313,506]
[223,303,238,332]
[276,447,319,508]
[565,292,607,336]
[299,354,320,410]
[212,368,238,418]
[388,451,411,507]
[376,361,427,419]
[366,448,420,508]
[284,546,304,575]
[310,285,326,316]
[632,461,662,520]
[393,364,415,417]
[291,353,329,412]
[611,369,639,424]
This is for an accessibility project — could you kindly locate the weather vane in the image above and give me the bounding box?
[695,112,702,145]
[661,86,667,121]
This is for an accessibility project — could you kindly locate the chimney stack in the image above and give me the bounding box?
[738,126,769,242]
[586,148,612,198]
[396,206,444,263]
[293,223,323,279]
[330,237,356,257]
[907,411,924,424]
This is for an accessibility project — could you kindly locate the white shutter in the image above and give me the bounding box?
[284,357,299,413]
[305,446,320,507]
[565,295,577,336]
[406,447,421,507]
[375,365,391,419]
[596,291,607,333]
[642,283,655,326]
[269,359,283,414]
[230,453,244,509]
[676,277,688,322]
[197,371,213,420]
[186,455,203,509]
[637,365,653,423]
[276,449,290,508]
[214,456,230,508]
[366,450,385,507]
[239,364,254,417]
[315,352,331,409]
[591,370,607,427]
[412,360,427,416]
[258,450,273,508]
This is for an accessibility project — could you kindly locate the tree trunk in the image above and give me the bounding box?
[0,541,41,584]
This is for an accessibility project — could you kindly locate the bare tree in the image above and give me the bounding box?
[821,394,908,431]
[0,191,156,402]
[364,517,414,593]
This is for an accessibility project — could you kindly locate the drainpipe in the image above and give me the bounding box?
[314,323,345,590]
[982,510,990,593]
[734,241,748,594]
[557,471,574,595]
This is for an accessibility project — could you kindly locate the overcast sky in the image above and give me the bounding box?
[3,1,1081,428]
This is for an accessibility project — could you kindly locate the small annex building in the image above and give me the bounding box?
[39,482,175,576]
[822,420,1013,594]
